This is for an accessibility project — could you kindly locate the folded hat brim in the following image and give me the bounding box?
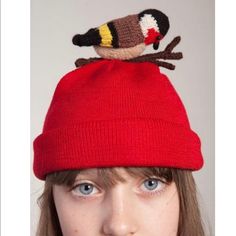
[33,118,203,180]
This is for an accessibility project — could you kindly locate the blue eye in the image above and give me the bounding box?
[139,178,167,196]
[72,183,99,196]
[143,179,159,190]
[79,183,94,195]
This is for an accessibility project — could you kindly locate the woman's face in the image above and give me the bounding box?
[53,168,179,236]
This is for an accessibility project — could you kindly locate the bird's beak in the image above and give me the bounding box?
[153,42,160,50]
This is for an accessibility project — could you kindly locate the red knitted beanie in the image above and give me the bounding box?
[33,59,203,180]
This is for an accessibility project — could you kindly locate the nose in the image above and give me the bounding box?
[102,187,138,236]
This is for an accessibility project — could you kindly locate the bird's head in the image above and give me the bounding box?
[138,9,170,50]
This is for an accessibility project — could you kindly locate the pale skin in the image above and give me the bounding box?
[53,168,179,236]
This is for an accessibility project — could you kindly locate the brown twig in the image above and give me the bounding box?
[165,36,181,53]
[75,36,183,70]
[75,57,101,67]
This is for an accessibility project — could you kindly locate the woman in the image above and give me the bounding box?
[33,58,205,235]
[36,167,205,235]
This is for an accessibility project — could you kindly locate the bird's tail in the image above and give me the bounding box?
[72,28,101,47]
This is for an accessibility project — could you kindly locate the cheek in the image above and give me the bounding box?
[148,188,179,236]
[53,184,180,236]
[53,187,102,236]
[140,185,180,236]
[144,28,160,45]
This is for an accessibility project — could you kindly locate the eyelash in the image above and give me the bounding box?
[70,177,168,198]
[139,178,168,197]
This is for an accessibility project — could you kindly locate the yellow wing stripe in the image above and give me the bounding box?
[99,24,113,47]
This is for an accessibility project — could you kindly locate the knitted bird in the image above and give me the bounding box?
[72,9,170,60]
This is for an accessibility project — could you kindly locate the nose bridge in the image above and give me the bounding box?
[102,186,138,235]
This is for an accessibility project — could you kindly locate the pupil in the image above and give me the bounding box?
[79,184,93,194]
[149,180,154,186]
[84,185,91,191]
[144,179,158,190]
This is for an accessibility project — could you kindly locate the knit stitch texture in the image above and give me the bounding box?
[33,59,203,180]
